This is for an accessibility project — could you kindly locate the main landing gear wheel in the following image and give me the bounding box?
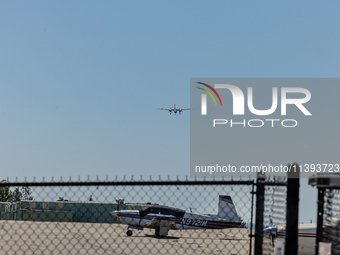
[155,229,160,237]
[126,230,133,236]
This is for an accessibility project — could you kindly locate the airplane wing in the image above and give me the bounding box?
[145,218,180,230]
[158,108,171,110]
[145,218,160,227]
[170,221,180,229]
[180,109,190,111]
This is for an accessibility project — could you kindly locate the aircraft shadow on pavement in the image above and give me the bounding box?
[144,234,180,240]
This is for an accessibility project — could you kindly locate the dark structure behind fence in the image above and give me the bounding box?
[309,173,340,255]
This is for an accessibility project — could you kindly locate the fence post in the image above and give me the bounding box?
[285,163,299,255]
[255,171,265,255]
[315,188,324,255]
[249,183,255,255]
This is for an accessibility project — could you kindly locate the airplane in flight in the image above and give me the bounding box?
[111,195,244,237]
[158,104,190,115]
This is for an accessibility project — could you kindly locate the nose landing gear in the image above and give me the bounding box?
[126,230,133,236]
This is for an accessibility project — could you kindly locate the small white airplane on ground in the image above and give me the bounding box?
[158,104,190,115]
[111,195,244,237]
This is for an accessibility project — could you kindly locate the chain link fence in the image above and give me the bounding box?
[0,173,301,255]
[263,177,287,255]
[253,174,287,255]
[0,179,255,255]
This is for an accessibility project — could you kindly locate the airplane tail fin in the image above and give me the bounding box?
[218,195,240,222]
[269,214,273,226]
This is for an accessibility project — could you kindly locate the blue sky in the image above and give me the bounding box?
[0,1,339,222]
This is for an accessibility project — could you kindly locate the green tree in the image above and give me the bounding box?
[10,188,21,202]
[10,186,33,202]
[0,179,11,202]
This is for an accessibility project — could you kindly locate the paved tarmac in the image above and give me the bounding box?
[0,221,254,254]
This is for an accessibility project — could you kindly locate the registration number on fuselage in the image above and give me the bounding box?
[182,218,208,227]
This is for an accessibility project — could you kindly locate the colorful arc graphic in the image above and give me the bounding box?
[196,82,223,106]
[196,87,217,105]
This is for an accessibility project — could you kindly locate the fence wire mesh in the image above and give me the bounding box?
[262,176,287,255]
[0,179,254,255]
[322,188,340,255]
